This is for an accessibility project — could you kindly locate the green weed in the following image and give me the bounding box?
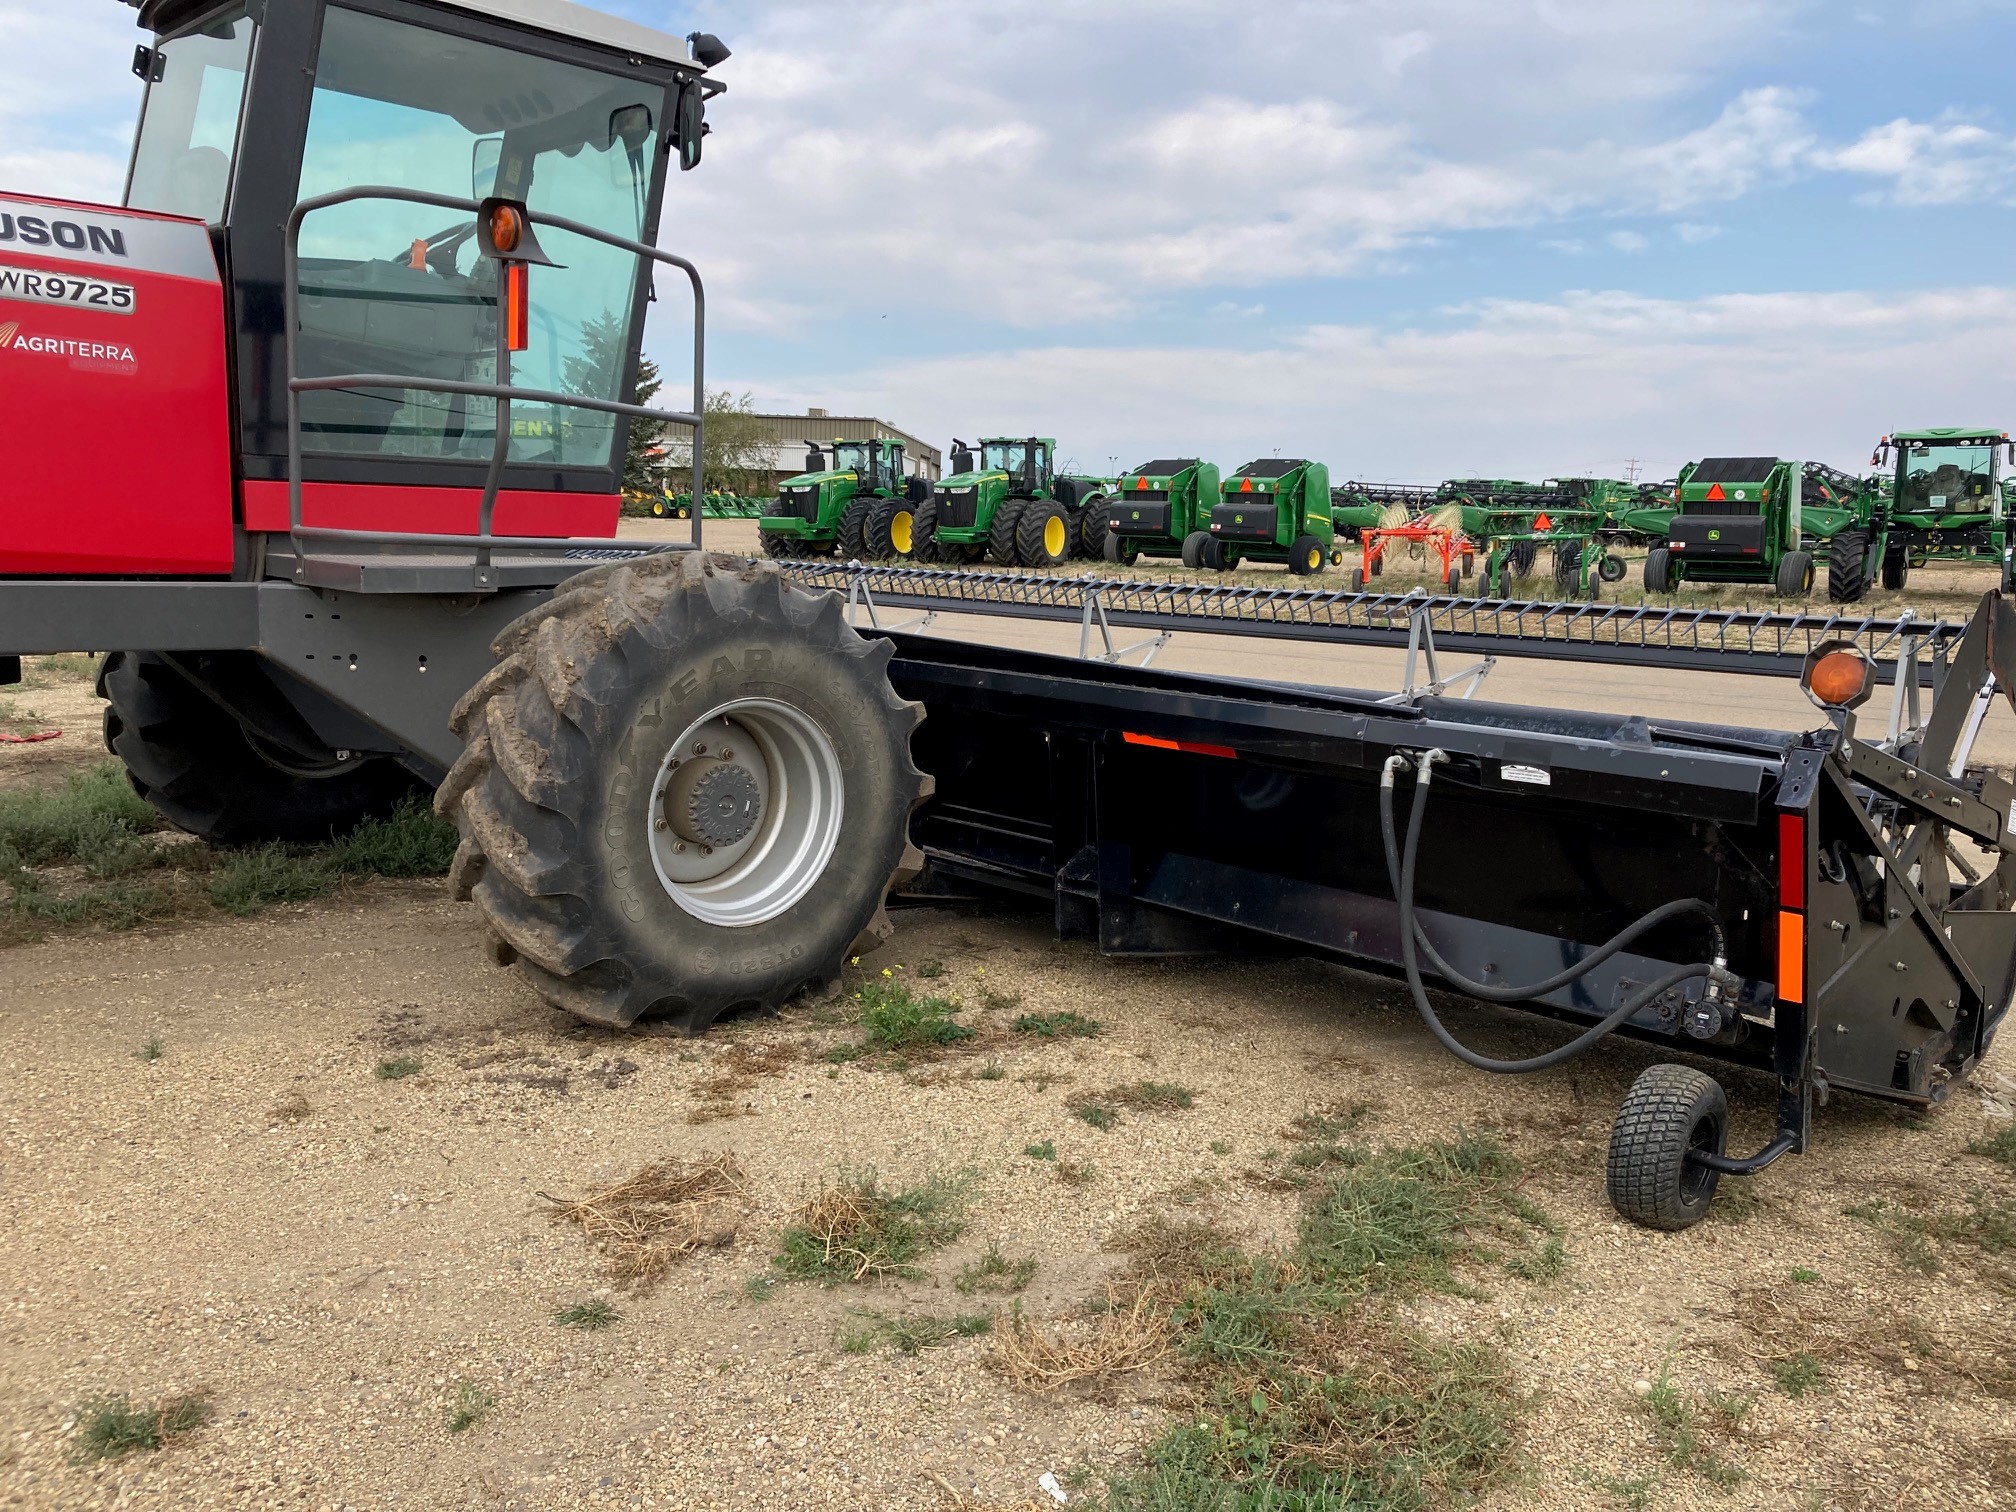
[1014,1011,1103,1038]
[445,1379,495,1434]
[1789,1266,1820,1284]
[852,980,974,1053]
[1024,1139,1057,1161]
[135,1035,164,1063]
[374,1056,423,1081]
[1846,1192,2016,1274]
[554,1299,619,1331]
[1969,1125,2016,1171]
[1643,1362,1746,1489]
[1071,1098,1117,1131]
[326,798,458,877]
[955,1241,1038,1295]
[1210,1140,1233,1156]
[1506,1234,1567,1282]
[1769,1351,1823,1398]
[916,959,945,979]
[70,1392,210,1464]
[208,845,339,915]
[975,1061,1006,1081]
[743,1275,778,1302]
[772,1168,970,1283]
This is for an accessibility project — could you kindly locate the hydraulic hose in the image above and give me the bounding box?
[1379,751,1738,1074]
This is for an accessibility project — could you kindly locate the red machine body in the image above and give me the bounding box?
[0,194,234,576]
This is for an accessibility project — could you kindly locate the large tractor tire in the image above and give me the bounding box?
[1775,549,1815,598]
[1016,500,1072,569]
[1881,545,1909,591]
[1288,534,1324,576]
[100,651,424,846]
[1643,546,1675,594]
[1826,529,1870,602]
[759,531,797,560]
[987,500,1028,567]
[864,497,916,559]
[1180,531,1209,569]
[836,497,873,560]
[436,553,931,1031]
[1077,497,1110,560]
[910,497,946,565]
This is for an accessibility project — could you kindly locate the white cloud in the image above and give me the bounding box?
[1674,221,1724,243]
[731,285,2016,483]
[1607,230,1651,253]
[1815,115,2016,203]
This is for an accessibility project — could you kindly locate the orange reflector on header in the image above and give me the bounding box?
[504,261,530,352]
[1777,910,1804,1003]
[1123,731,1237,760]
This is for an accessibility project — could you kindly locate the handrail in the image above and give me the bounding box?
[281,185,704,585]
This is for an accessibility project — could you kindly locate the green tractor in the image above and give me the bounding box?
[1103,459,1221,565]
[1642,457,1869,598]
[1194,459,1340,574]
[914,437,1112,568]
[1843,427,2016,596]
[758,438,930,560]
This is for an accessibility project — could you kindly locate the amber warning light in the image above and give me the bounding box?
[1801,642,1873,711]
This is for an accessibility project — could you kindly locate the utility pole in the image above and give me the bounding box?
[1623,457,1643,483]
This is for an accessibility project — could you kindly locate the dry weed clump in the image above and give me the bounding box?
[542,1153,749,1288]
[772,1168,969,1283]
[992,1288,1172,1391]
[1718,1282,2016,1399]
[687,1040,798,1123]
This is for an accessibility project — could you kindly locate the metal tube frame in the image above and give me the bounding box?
[281,185,706,585]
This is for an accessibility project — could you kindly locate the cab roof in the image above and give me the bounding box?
[1890,427,2007,443]
[136,0,704,69]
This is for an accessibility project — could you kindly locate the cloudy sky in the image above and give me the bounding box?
[15,0,2016,480]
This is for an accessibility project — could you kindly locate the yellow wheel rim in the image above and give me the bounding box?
[652,499,666,516]
[891,510,914,555]
[1307,548,1320,570]
[1044,515,1066,558]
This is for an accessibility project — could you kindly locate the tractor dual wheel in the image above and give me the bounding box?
[1103,529,1141,566]
[1643,546,1675,594]
[1289,534,1325,576]
[1607,1064,1728,1230]
[987,500,1027,567]
[1180,531,1209,570]
[910,497,946,565]
[759,531,798,560]
[1077,497,1110,560]
[865,498,915,559]
[837,497,874,560]
[437,553,931,1031]
[1775,549,1815,598]
[101,651,425,846]
[1827,529,1871,603]
[1016,500,1072,569]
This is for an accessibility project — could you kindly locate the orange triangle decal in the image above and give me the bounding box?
[1533,512,1551,532]
[1706,482,1726,501]
[1135,476,1148,490]
[1240,477,1253,492]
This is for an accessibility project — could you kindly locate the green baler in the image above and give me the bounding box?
[1197,459,1340,574]
[1103,459,1221,565]
[758,438,929,560]
[1847,427,2015,595]
[1642,457,1869,597]
[914,437,1111,568]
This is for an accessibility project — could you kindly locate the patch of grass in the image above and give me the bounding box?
[0,762,166,871]
[1789,1266,1820,1284]
[916,958,945,979]
[975,1061,1006,1081]
[1710,1175,1762,1224]
[843,1308,994,1356]
[1506,1234,1567,1282]
[1055,1160,1095,1188]
[1111,1080,1195,1111]
[70,1392,211,1464]
[1769,1351,1823,1397]
[772,1168,970,1284]
[445,1379,495,1434]
[326,797,459,877]
[1591,1472,1660,1510]
[1014,1010,1103,1039]
[208,844,339,915]
[824,1041,866,1064]
[980,987,1023,1012]
[543,1153,748,1289]
[1845,1192,2016,1275]
[743,1274,778,1302]
[1210,1139,1232,1156]
[826,980,975,1061]
[956,1241,1039,1295]
[374,1056,423,1080]
[554,1298,619,1331]
[1070,1098,1117,1131]
[135,1035,164,1063]
[1024,1139,1057,1162]
[1642,1362,1746,1489]
[1969,1125,2016,1171]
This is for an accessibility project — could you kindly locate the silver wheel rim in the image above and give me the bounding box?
[647,698,844,928]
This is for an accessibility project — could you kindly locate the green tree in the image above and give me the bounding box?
[659,388,773,497]
[561,308,668,494]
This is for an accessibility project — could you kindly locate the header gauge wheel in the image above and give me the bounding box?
[436,553,931,1032]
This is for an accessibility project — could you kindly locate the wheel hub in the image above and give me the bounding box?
[663,757,761,847]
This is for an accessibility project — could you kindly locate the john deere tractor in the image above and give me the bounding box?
[1193,459,1339,574]
[1643,457,1869,598]
[1844,427,2015,596]
[758,438,929,560]
[914,438,1111,568]
[1103,459,1222,565]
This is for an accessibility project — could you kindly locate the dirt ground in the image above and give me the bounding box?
[3,589,2015,1511]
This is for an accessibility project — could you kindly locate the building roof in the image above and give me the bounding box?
[752,414,942,466]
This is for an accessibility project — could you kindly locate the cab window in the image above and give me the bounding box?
[126,4,256,225]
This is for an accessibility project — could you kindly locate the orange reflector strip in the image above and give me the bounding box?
[505,261,530,352]
[1122,731,1237,760]
[1777,811,1805,908]
[1777,910,1804,1003]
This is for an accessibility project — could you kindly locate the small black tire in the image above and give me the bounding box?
[1351,567,1367,591]
[436,553,930,1031]
[1644,546,1674,593]
[1776,549,1814,598]
[864,498,915,559]
[759,531,796,560]
[1180,531,1210,570]
[1552,541,1581,587]
[1505,539,1539,580]
[1015,499,1072,569]
[1827,529,1870,602]
[1203,536,1232,572]
[1881,546,1909,591]
[1598,553,1627,584]
[1369,554,1383,578]
[911,497,946,565]
[987,499,1027,567]
[1078,497,1110,560]
[1103,529,1140,566]
[100,651,424,846]
[1288,534,1324,576]
[1606,1064,1728,1231]
[836,496,873,560]
[650,498,668,518]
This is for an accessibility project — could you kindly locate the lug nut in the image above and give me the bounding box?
[693,742,707,755]
[719,746,734,760]
[654,817,667,831]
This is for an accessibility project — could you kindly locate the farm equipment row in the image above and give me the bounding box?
[2,0,2012,1232]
